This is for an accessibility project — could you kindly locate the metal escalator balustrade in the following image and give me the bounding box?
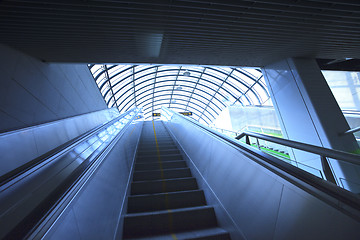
[235,131,360,193]
[0,108,140,239]
[161,106,360,239]
[123,120,230,239]
[161,106,360,206]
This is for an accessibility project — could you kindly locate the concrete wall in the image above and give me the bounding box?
[0,44,107,133]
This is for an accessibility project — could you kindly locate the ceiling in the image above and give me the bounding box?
[1,0,360,67]
[89,64,269,124]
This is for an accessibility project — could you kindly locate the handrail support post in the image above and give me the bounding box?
[321,155,338,185]
[246,135,250,145]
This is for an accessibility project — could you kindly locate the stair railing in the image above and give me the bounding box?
[235,131,360,186]
[0,108,141,239]
[161,107,360,194]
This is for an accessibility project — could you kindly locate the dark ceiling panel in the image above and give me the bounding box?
[1,0,360,66]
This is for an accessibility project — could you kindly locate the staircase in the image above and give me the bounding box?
[123,121,231,239]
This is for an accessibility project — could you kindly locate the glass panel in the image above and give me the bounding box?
[156,69,179,77]
[91,64,270,124]
[177,75,197,83]
[158,76,177,82]
[202,74,223,86]
[322,70,360,111]
[205,68,227,80]
[158,65,180,72]
[156,80,175,87]
[227,76,248,92]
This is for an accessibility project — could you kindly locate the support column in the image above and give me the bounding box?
[262,58,360,191]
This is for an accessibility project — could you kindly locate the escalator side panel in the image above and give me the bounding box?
[42,121,143,240]
[164,115,360,240]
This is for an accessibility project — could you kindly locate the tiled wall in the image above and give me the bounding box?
[0,44,107,133]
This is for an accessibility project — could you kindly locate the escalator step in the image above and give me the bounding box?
[136,154,183,162]
[130,177,198,195]
[123,206,218,238]
[136,149,180,155]
[133,168,192,181]
[137,145,178,151]
[135,160,187,171]
[123,227,231,240]
[127,189,207,213]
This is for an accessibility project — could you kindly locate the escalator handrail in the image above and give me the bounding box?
[0,108,139,187]
[161,107,360,212]
[236,131,360,165]
[2,108,141,239]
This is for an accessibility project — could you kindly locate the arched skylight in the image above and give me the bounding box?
[89,64,270,125]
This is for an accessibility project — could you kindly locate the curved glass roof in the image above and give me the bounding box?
[89,64,270,125]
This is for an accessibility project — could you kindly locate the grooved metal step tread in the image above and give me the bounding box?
[139,142,175,146]
[133,168,192,181]
[137,153,182,158]
[123,227,231,240]
[136,157,183,163]
[130,177,198,195]
[123,206,218,238]
[137,146,179,151]
[127,189,206,213]
[136,154,183,162]
[136,149,180,155]
[135,160,187,171]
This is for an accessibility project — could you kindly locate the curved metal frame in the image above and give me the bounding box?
[106,71,246,106]
[138,92,217,122]
[145,101,213,125]
[99,67,253,106]
[118,83,225,115]
[114,77,230,110]
[89,64,269,124]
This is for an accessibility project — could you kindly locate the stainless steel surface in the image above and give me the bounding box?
[163,107,360,240]
[343,126,360,135]
[43,121,143,240]
[0,108,140,239]
[0,108,119,177]
[237,131,360,165]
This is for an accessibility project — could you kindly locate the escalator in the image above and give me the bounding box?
[122,121,230,239]
[1,107,360,239]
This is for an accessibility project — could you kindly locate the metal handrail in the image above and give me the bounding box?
[0,108,139,186]
[236,131,360,166]
[161,106,360,211]
[209,126,240,135]
[342,126,360,135]
[1,108,141,239]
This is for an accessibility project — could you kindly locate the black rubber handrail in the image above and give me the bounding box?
[1,108,141,239]
[0,108,138,187]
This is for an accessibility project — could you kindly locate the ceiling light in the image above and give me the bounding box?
[183,70,190,77]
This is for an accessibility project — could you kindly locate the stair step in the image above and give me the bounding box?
[136,157,183,163]
[133,168,192,181]
[127,190,206,213]
[136,154,183,162]
[123,206,218,238]
[137,149,180,155]
[137,145,178,151]
[123,227,231,240]
[135,160,187,171]
[130,177,198,195]
[139,141,175,146]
